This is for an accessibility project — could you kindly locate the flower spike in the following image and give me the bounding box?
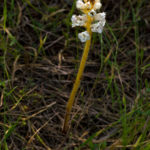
[71,0,106,42]
[63,0,106,133]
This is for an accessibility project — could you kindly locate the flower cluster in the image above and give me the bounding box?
[71,0,106,42]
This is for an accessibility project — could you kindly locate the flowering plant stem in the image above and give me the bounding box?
[63,15,92,133]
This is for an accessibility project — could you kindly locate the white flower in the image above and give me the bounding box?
[94,12,106,25]
[78,31,90,42]
[93,0,102,10]
[72,0,106,42]
[76,0,85,9]
[71,14,87,27]
[91,12,106,33]
[76,0,92,10]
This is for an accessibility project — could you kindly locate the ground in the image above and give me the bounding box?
[0,0,150,149]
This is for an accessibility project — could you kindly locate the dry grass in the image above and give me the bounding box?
[0,0,150,149]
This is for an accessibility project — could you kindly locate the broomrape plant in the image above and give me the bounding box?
[63,0,106,133]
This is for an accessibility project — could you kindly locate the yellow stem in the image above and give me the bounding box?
[63,15,92,133]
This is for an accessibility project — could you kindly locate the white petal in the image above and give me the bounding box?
[76,0,91,10]
[94,12,106,22]
[93,0,102,10]
[78,31,90,42]
[76,0,85,9]
[91,20,105,33]
[71,14,87,27]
